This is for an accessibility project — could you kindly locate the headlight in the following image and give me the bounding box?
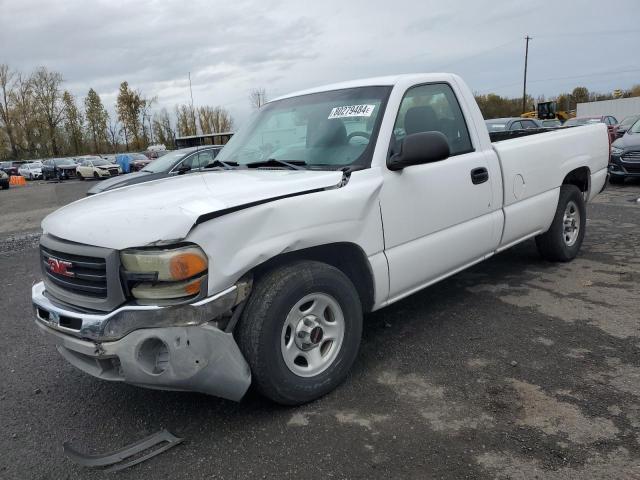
[611,146,623,156]
[121,245,208,301]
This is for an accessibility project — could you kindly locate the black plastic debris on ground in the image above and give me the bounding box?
[63,429,183,472]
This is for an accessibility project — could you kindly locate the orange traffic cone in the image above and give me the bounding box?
[9,175,26,186]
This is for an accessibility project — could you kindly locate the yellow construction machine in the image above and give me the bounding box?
[521,101,575,122]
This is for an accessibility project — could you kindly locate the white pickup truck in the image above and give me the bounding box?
[32,74,609,405]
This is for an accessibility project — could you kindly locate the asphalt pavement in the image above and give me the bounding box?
[0,179,639,479]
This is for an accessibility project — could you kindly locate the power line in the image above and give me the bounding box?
[534,28,640,38]
[434,39,517,70]
[479,66,640,92]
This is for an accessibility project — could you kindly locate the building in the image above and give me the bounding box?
[174,132,234,149]
[577,97,640,121]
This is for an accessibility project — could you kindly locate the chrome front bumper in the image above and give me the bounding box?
[32,282,252,401]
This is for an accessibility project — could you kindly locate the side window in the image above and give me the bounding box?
[510,121,522,130]
[392,83,473,156]
[193,150,215,169]
[523,120,537,129]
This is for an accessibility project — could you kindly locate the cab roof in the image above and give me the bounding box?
[271,73,458,102]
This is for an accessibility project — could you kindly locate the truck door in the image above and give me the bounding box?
[380,82,501,301]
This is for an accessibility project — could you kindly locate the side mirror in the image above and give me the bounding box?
[177,165,191,175]
[387,131,450,171]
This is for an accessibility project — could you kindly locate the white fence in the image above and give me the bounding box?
[577,97,640,121]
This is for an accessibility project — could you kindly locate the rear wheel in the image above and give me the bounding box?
[535,185,586,262]
[237,260,363,405]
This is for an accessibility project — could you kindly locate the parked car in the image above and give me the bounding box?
[42,158,78,180]
[615,114,640,139]
[115,152,155,173]
[142,149,169,160]
[33,73,609,405]
[76,156,122,180]
[0,161,20,176]
[485,117,542,132]
[541,119,563,128]
[564,116,618,143]
[0,169,9,189]
[609,118,640,184]
[18,161,43,180]
[87,146,222,195]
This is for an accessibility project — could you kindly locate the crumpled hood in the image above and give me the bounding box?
[43,169,343,249]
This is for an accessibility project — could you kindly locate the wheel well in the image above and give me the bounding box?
[562,167,590,194]
[251,243,375,313]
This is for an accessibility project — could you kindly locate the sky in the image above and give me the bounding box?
[1,0,639,127]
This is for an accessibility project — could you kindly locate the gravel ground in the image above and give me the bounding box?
[0,180,639,479]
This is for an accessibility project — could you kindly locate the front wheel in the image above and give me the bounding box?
[535,184,586,262]
[237,261,363,405]
[77,171,84,180]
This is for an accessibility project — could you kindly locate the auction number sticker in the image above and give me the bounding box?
[328,104,375,119]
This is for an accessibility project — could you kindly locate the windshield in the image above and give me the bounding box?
[91,159,110,166]
[141,150,186,173]
[620,115,640,128]
[54,159,74,166]
[485,121,507,132]
[564,117,601,126]
[215,86,391,169]
[630,119,640,134]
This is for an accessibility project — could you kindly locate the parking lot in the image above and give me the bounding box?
[1,179,639,479]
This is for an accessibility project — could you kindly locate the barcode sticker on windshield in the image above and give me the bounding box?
[328,104,375,119]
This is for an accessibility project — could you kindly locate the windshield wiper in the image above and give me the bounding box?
[205,159,239,170]
[245,159,306,170]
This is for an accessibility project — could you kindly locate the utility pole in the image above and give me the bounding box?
[522,35,531,114]
[188,72,197,135]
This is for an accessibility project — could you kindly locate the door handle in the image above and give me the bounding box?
[470,167,489,185]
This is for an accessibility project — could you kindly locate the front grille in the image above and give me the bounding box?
[41,246,107,298]
[39,234,126,312]
[108,168,119,176]
[621,151,640,163]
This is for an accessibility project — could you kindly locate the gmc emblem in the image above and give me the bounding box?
[47,257,74,277]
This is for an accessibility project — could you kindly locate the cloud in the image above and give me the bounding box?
[1,0,639,126]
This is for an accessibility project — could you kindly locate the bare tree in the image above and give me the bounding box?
[0,64,19,158]
[152,108,175,146]
[11,74,39,157]
[31,66,65,155]
[249,88,268,109]
[107,119,121,153]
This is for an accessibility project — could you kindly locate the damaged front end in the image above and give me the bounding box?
[32,275,253,401]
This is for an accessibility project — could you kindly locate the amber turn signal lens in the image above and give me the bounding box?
[169,252,208,281]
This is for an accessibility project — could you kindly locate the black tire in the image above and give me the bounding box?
[1,182,8,190]
[237,260,363,405]
[93,171,99,179]
[609,175,624,185]
[78,171,84,180]
[535,185,586,262]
